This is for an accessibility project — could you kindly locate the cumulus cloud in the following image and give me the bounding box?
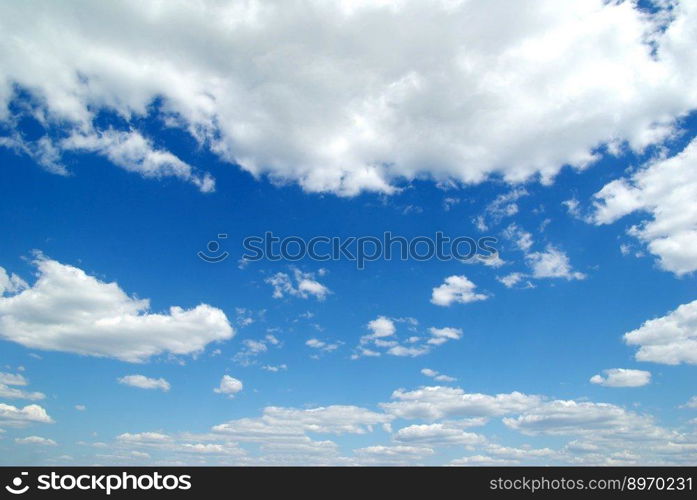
[214,375,243,398]
[0,371,45,400]
[305,338,340,353]
[15,435,57,446]
[393,422,486,447]
[265,269,330,301]
[431,275,488,306]
[118,375,171,392]
[0,256,234,362]
[590,368,651,388]
[623,299,697,365]
[380,386,542,420]
[526,245,586,280]
[213,405,392,439]
[0,403,53,427]
[502,400,659,437]
[592,137,697,275]
[420,368,456,383]
[366,316,396,338]
[1,1,696,195]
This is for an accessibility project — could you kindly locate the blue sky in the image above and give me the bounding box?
[1,0,697,465]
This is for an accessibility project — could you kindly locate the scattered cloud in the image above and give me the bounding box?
[266,269,330,301]
[118,375,171,392]
[624,299,697,365]
[213,375,243,398]
[0,256,234,362]
[592,138,697,275]
[431,275,488,306]
[590,369,651,388]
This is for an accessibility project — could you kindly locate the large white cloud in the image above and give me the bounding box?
[592,137,697,275]
[623,299,697,365]
[1,1,697,194]
[0,256,234,362]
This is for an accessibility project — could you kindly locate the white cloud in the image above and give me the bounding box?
[262,364,287,373]
[623,299,697,365]
[431,275,488,306]
[592,137,697,275]
[0,256,234,362]
[306,338,340,352]
[2,1,696,195]
[213,405,392,438]
[75,405,86,411]
[265,269,330,301]
[426,327,463,347]
[420,368,456,383]
[0,372,27,386]
[0,384,45,401]
[526,245,586,280]
[394,422,486,447]
[367,316,396,338]
[503,223,534,252]
[118,375,171,392]
[682,397,697,409]
[15,435,57,446]
[590,368,651,388]
[61,129,215,192]
[502,400,659,437]
[497,272,528,288]
[381,386,542,420]
[213,375,243,398]
[0,403,53,427]
[0,268,27,295]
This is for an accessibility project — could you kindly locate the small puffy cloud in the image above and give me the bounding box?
[262,364,287,372]
[431,275,488,306]
[681,397,697,409]
[0,403,53,427]
[623,299,697,365]
[116,432,172,444]
[306,338,340,352]
[15,435,57,446]
[0,384,45,401]
[502,400,658,437]
[427,327,462,346]
[503,224,534,252]
[118,375,171,392]
[590,369,651,388]
[526,246,585,280]
[214,375,243,398]
[266,269,330,301]
[0,256,234,362]
[75,405,86,411]
[393,422,486,447]
[213,405,392,438]
[0,268,27,295]
[367,316,396,338]
[421,368,456,383]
